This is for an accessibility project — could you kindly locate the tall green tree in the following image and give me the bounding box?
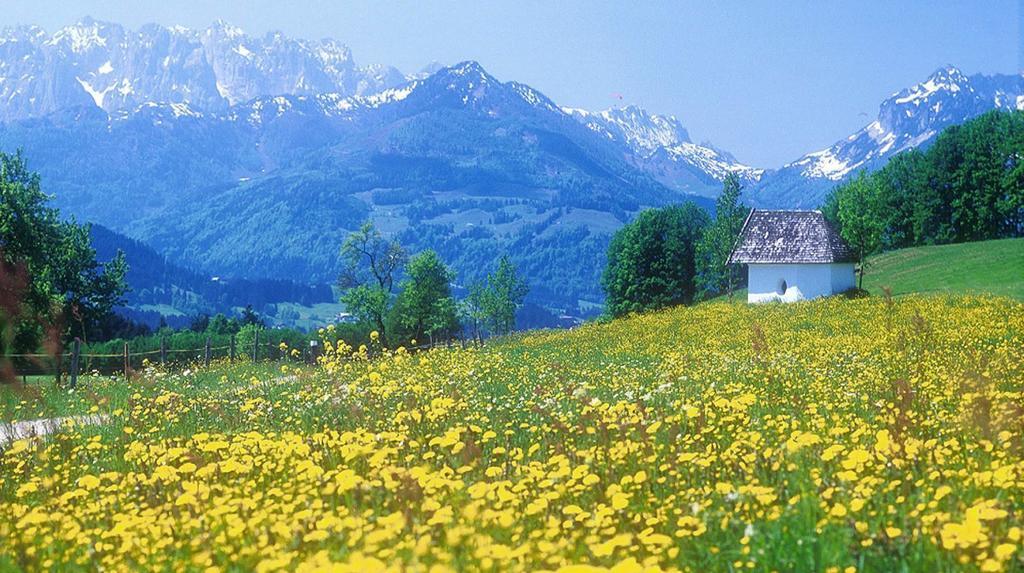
[695,174,750,299]
[602,202,709,317]
[481,256,529,335]
[394,250,458,344]
[338,221,407,347]
[459,281,490,342]
[0,150,127,361]
[835,172,886,289]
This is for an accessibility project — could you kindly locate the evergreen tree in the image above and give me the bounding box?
[240,304,264,327]
[695,174,750,299]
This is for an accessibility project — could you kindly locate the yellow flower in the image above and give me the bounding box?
[77,475,101,490]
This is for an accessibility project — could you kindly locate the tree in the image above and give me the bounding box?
[481,256,528,335]
[189,314,211,333]
[338,221,407,347]
[240,304,264,327]
[695,174,750,299]
[394,250,458,344]
[460,280,490,342]
[427,296,459,343]
[834,172,885,289]
[207,313,241,336]
[236,322,264,357]
[602,202,710,317]
[0,150,127,362]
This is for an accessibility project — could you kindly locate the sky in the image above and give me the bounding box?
[0,1,1018,168]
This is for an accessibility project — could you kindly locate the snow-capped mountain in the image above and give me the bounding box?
[0,18,406,121]
[752,66,1024,207]
[0,18,756,199]
[563,105,763,196]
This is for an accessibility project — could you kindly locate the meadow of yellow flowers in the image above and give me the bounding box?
[1,294,1022,572]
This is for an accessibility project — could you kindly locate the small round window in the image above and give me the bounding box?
[777,279,787,295]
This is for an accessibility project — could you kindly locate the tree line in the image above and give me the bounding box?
[824,110,1024,285]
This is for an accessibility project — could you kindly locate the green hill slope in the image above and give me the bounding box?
[863,238,1024,299]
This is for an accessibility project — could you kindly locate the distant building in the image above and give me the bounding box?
[335,312,358,324]
[728,210,856,303]
[557,314,583,329]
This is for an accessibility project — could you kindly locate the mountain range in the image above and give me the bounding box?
[0,19,1020,312]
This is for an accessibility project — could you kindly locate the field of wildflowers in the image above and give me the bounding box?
[1,294,1022,572]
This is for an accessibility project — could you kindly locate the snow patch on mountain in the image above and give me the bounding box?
[666,142,765,181]
[76,77,112,107]
[784,66,1024,182]
[47,18,109,52]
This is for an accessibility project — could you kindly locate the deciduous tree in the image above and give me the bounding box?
[0,150,127,363]
[394,250,458,344]
[835,172,885,288]
[338,221,407,346]
[602,202,709,317]
[481,256,528,335]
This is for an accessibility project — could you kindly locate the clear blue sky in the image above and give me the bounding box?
[0,1,1018,167]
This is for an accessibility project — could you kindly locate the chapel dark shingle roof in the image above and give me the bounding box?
[727,210,856,264]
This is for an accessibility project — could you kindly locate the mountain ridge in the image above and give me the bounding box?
[0,57,716,308]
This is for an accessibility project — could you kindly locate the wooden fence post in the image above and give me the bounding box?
[69,338,81,390]
[252,330,259,362]
[160,337,167,366]
[204,337,211,368]
[309,340,319,365]
[123,342,130,379]
[230,335,236,362]
[55,347,63,387]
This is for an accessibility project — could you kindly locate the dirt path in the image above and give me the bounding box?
[0,415,109,446]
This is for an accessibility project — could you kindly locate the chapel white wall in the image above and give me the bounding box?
[747,263,855,303]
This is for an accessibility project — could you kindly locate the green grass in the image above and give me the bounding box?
[0,361,292,423]
[261,301,348,330]
[863,238,1024,300]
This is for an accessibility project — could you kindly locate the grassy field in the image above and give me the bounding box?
[863,238,1024,300]
[1,294,1022,571]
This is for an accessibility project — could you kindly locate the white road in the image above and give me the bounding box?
[0,415,109,446]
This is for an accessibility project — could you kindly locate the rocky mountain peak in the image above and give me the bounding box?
[0,19,406,121]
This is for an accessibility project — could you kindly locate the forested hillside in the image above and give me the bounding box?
[89,225,334,328]
[824,110,1024,250]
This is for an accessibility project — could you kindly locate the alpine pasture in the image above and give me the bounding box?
[2,294,1023,572]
